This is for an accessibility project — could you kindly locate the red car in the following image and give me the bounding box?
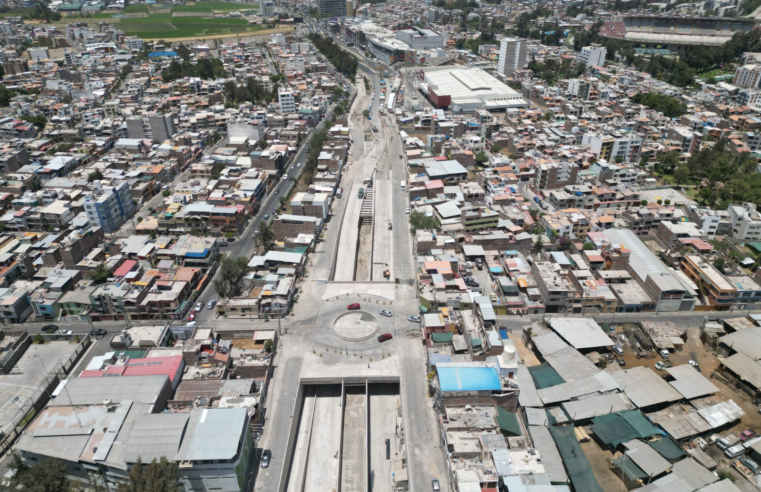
[348,303,361,310]
[378,333,393,343]
[188,312,196,321]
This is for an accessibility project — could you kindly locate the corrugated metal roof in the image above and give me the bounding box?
[175,408,247,462]
[665,365,719,400]
[436,366,501,392]
[529,425,569,484]
[124,413,189,463]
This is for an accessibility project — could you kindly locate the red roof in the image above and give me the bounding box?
[79,355,183,382]
[113,259,138,278]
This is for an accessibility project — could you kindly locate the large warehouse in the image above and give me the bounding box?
[417,67,528,113]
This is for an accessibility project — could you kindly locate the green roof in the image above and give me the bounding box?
[591,411,660,448]
[612,454,647,481]
[528,362,565,389]
[431,332,453,343]
[58,3,82,9]
[496,407,522,436]
[749,242,761,254]
[649,437,685,461]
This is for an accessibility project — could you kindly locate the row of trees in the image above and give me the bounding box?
[161,58,226,82]
[527,58,584,86]
[307,33,358,79]
[1,455,181,492]
[223,77,280,107]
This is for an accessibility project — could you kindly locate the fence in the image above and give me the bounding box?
[0,334,91,459]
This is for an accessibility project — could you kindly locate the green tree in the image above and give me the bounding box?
[533,235,544,253]
[22,114,47,131]
[409,210,440,231]
[257,222,275,249]
[91,264,112,284]
[176,44,191,62]
[582,242,595,251]
[673,165,690,186]
[640,199,648,206]
[88,169,103,182]
[631,92,688,117]
[4,455,73,492]
[475,152,488,164]
[162,190,171,197]
[362,109,370,118]
[263,339,274,353]
[717,471,736,482]
[213,256,249,298]
[116,456,181,492]
[0,64,5,80]
[714,257,726,273]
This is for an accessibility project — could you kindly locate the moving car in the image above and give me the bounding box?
[207,300,217,310]
[194,302,203,312]
[261,450,271,468]
[432,479,440,491]
[275,189,279,195]
[264,214,270,220]
[408,316,420,323]
[380,310,393,317]
[41,325,58,333]
[348,303,361,310]
[377,333,393,342]
[90,328,107,337]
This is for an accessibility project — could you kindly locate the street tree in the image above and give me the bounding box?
[213,256,249,299]
[116,457,181,492]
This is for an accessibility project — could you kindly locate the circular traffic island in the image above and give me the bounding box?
[333,311,380,341]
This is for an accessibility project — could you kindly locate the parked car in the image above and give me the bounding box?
[377,333,393,342]
[740,430,757,442]
[261,450,271,468]
[380,310,393,317]
[227,238,235,243]
[207,300,217,310]
[348,303,361,310]
[41,325,58,333]
[188,312,196,321]
[219,242,229,247]
[616,358,626,367]
[432,479,440,491]
[90,328,107,337]
[408,316,420,323]
[194,302,203,312]
[405,207,410,214]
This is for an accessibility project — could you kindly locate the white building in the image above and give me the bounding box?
[125,36,143,51]
[729,203,761,241]
[734,64,761,89]
[259,0,276,16]
[581,132,642,164]
[419,67,528,113]
[497,37,526,77]
[396,27,445,50]
[579,44,607,68]
[278,88,295,114]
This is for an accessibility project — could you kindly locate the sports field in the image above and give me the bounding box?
[90,2,264,38]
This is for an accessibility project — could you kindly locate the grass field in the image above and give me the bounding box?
[90,4,264,38]
[173,1,257,12]
[125,3,149,13]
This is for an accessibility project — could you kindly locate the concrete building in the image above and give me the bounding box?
[578,44,607,68]
[497,37,526,77]
[734,64,761,89]
[531,260,581,314]
[290,192,330,219]
[582,132,642,164]
[602,228,696,312]
[148,114,176,143]
[83,181,137,233]
[259,0,276,15]
[278,89,295,114]
[125,36,143,50]
[318,0,347,17]
[681,254,736,307]
[534,162,579,190]
[396,27,445,50]
[728,203,761,241]
[273,214,322,240]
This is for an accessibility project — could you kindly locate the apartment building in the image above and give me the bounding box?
[496,37,526,77]
[728,202,761,241]
[578,45,606,68]
[278,89,296,114]
[461,207,499,232]
[290,192,330,219]
[534,162,578,190]
[681,254,737,307]
[734,64,761,89]
[83,181,137,233]
[531,260,581,314]
[582,132,642,164]
[655,221,708,248]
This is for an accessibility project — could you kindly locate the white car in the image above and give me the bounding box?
[380,310,393,317]
[194,302,203,312]
[405,207,410,214]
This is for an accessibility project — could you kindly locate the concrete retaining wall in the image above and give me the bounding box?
[277,383,306,492]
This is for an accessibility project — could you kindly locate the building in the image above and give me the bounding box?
[602,228,696,312]
[418,68,528,113]
[681,254,737,307]
[534,163,579,190]
[318,0,347,17]
[148,114,176,143]
[278,89,295,114]
[83,181,137,233]
[367,36,409,64]
[396,27,445,50]
[290,192,330,219]
[259,0,276,15]
[734,64,761,89]
[578,44,606,68]
[497,37,526,77]
[125,36,143,50]
[582,132,642,164]
[273,214,322,240]
[728,203,761,241]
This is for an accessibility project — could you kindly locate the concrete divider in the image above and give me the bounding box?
[277,384,307,492]
[337,381,345,492]
[297,388,318,492]
[365,380,371,492]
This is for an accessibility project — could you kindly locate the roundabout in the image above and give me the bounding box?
[333,311,380,341]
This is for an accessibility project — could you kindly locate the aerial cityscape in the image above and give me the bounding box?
[5,0,761,490]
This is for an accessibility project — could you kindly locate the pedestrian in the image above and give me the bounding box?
[367,363,370,368]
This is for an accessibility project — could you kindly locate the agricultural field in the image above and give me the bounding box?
[173,1,258,12]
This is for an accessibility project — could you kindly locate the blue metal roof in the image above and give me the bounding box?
[437,366,501,392]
